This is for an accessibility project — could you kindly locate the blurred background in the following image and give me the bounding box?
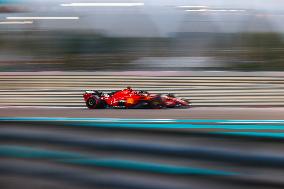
[0,0,284,71]
[1,0,284,107]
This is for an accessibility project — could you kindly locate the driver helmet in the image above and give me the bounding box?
[126,86,133,91]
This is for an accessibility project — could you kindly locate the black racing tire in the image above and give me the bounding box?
[86,97,98,109]
[86,96,107,109]
[149,95,164,109]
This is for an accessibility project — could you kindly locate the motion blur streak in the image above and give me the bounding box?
[0,145,235,176]
[60,3,145,7]
[6,17,80,20]
[1,118,284,189]
[177,6,208,8]
[0,21,33,24]
[185,9,246,12]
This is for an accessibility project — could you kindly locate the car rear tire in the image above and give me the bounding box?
[86,96,107,109]
[86,97,101,109]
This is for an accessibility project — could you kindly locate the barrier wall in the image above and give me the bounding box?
[1,71,284,106]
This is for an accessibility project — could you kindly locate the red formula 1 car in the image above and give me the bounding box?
[83,87,191,109]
